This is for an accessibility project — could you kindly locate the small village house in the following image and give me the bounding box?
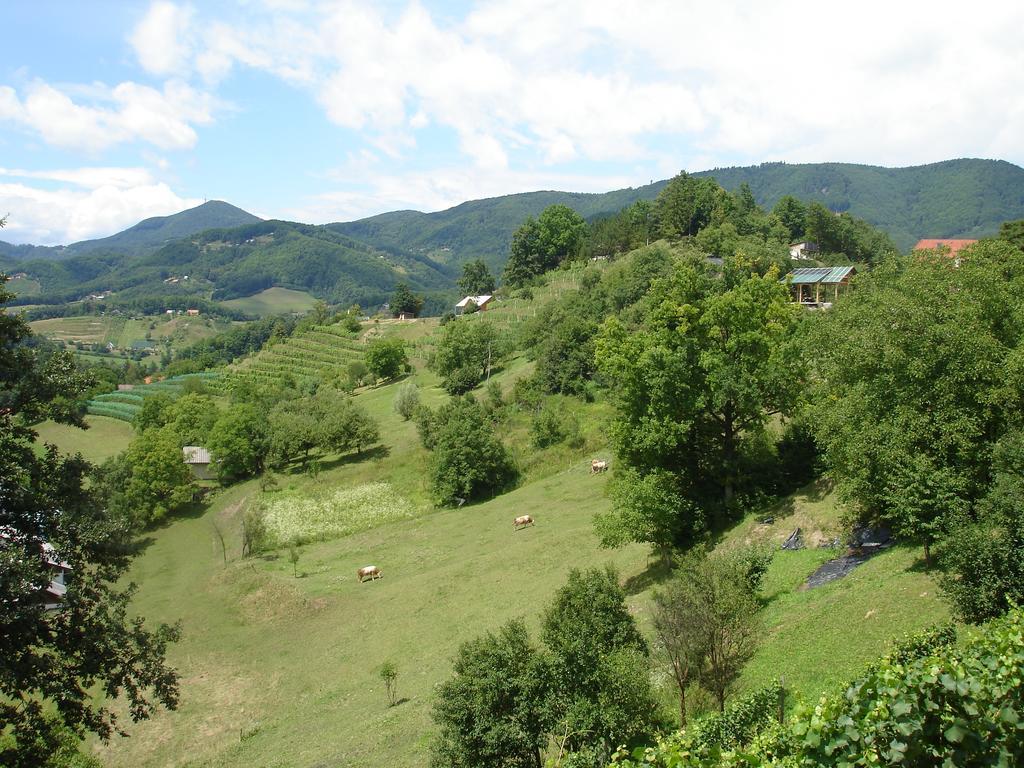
[0,529,71,611]
[913,238,978,266]
[785,266,856,308]
[788,241,820,260]
[455,294,493,314]
[182,446,214,480]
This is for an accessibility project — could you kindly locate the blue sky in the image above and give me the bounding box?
[3,0,1023,245]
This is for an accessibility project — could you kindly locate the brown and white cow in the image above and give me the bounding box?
[513,515,534,531]
[591,459,609,474]
[357,565,383,582]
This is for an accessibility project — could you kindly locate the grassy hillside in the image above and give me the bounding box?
[30,314,236,352]
[220,287,319,316]
[33,415,134,464]
[695,159,1024,250]
[74,290,950,766]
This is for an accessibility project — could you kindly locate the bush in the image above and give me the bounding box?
[393,381,420,421]
[420,398,517,505]
[530,406,564,448]
[443,365,481,396]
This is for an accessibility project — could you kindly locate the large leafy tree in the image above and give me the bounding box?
[207,403,269,483]
[431,620,550,768]
[654,171,721,238]
[430,318,509,395]
[596,261,801,555]
[364,338,407,382]
[503,204,586,287]
[457,258,496,295]
[805,242,1024,561]
[0,273,180,765]
[390,282,423,317]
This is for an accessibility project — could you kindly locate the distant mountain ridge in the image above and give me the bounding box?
[332,158,1024,261]
[0,201,261,262]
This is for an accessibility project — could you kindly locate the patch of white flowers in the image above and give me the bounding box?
[263,482,414,546]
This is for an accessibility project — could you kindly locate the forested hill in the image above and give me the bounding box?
[331,158,1024,264]
[12,219,454,311]
[0,200,261,262]
[328,185,668,274]
[693,159,1024,250]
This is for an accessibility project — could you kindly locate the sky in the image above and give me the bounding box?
[2,1,1023,246]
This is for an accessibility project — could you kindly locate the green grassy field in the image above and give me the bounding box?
[29,314,235,352]
[89,371,950,768]
[220,287,319,316]
[33,415,134,464]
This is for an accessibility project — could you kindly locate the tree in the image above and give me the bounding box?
[207,403,269,483]
[364,338,407,382]
[241,501,268,558]
[379,661,399,707]
[288,543,301,577]
[390,283,423,317]
[431,620,550,768]
[0,273,179,765]
[132,392,174,432]
[418,397,517,505]
[805,243,1024,562]
[595,262,801,556]
[649,550,764,718]
[431,318,508,395]
[654,172,721,238]
[101,426,194,529]
[393,380,420,420]
[772,195,806,242]
[503,205,586,287]
[940,432,1024,623]
[457,259,496,295]
[314,389,380,456]
[541,567,659,761]
[163,392,219,446]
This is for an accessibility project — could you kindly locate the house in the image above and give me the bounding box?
[455,294,493,314]
[785,266,856,308]
[186,308,200,316]
[182,446,214,480]
[0,529,71,611]
[788,242,820,260]
[913,239,977,266]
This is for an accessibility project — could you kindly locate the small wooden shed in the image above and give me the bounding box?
[182,446,213,480]
[785,266,856,308]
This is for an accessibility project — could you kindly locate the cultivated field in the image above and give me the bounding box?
[29,314,234,351]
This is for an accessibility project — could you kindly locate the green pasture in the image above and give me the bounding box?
[33,415,134,464]
[220,287,319,316]
[92,370,950,768]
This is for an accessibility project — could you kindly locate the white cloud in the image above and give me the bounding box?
[131,2,195,76]
[0,167,154,188]
[168,0,1024,175]
[0,178,200,245]
[0,79,215,152]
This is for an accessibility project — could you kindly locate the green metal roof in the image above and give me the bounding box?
[785,266,856,285]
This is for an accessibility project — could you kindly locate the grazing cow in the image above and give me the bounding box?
[357,565,383,583]
[591,459,609,474]
[513,515,534,531]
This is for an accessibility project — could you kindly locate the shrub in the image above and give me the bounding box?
[443,365,481,396]
[530,406,564,448]
[393,380,420,421]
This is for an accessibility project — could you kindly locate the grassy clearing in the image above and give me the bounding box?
[33,415,134,464]
[220,287,318,316]
[263,482,416,546]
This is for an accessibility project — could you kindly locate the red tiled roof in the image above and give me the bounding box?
[913,239,978,256]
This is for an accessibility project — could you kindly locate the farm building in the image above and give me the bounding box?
[0,529,71,611]
[455,294,493,314]
[182,446,214,480]
[788,241,820,260]
[913,238,977,265]
[785,266,856,308]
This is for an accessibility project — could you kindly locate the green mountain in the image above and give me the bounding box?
[0,200,261,262]
[331,159,1024,263]
[692,159,1024,250]
[14,219,454,314]
[329,186,666,274]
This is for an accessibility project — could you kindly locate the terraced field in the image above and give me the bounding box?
[225,323,365,390]
[86,372,224,422]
